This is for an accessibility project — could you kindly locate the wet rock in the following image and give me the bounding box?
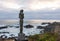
[0,32,9,34]
[0,26,8,29]
[9,26,13,27]
[10,34,15,37]
[41,22,51,25]
[0,35,7,38]
[15,26,19,28]
[37,26,44,29]
[24,24,34,28]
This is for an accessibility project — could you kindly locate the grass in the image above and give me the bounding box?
[28,33,58,41]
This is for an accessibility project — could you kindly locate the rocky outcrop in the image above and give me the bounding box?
[0,32,9,34]
[24,24,34,28]
[37,26,45,29]
[41,22,51,25]
[15,26,19,28]
[44,22,60,33]
[0,26,8,29]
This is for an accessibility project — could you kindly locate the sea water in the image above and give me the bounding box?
[0,19,57,38]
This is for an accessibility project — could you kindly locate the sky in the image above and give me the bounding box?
[0,0,60,20]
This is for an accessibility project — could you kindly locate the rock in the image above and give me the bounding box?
[0,32,9,34]
[0,26,8,29]
[15,26,19,28]
[9,26,13,27]
[24,24,34,28]
[10,34,15,38]
[37,26,44,29]
[0,35,7,38]
[41,22,51,25]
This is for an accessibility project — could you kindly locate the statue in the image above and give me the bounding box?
[18,9,25,41]
[19,9,24,33]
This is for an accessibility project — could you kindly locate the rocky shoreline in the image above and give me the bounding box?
[0,22,60,41]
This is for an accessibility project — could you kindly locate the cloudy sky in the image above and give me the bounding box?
[0,0,60,20]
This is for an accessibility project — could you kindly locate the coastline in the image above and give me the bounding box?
[0,19,60,25]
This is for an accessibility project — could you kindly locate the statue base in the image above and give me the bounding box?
[18,33,25,41]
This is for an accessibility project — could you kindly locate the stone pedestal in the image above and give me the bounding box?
[18,33,25,41]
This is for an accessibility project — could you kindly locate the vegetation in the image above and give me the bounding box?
[28,33,58,41]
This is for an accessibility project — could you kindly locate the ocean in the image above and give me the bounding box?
[0,19,60,38]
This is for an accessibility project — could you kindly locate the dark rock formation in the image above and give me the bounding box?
[9,26,13,27]
[15,26,19,28]
[0,35,7,38]
[0,32,9,34]
[41,22,51,25]
[44,22,60,33]
[37,26,44,29]
[0,26,8,29]
[24,24,34,28]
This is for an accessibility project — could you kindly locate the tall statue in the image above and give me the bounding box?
[18,9,25,41]
[19,9,24,33]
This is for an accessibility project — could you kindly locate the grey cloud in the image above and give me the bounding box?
[0,0,60,20]
[24,9,60,20]
[0,9,60,20]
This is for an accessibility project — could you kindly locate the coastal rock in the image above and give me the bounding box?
[44,22,60,33]
[0,26,8,29]
[9,26,13,27]
[15,26,19,28]
[24,24,34,28]
[0,32,9,34]
[37,26,45,29]
[41,22,51,25]
[0,35,7,38]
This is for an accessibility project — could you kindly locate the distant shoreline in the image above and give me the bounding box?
[0,19,60,25]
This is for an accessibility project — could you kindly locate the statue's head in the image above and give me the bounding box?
[20,9,24,13]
